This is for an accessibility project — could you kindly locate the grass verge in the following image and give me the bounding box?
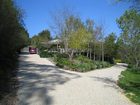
[118,69,140,105]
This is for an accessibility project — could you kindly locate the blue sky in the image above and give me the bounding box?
[15,0,130,38]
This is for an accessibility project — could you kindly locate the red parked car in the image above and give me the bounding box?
[29,47,37,54]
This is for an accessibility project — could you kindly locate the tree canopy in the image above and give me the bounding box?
[117,9,140,67]
[0,0,29,100]
[30,29,51,47]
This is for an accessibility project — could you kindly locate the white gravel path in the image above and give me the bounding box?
[17,51,135,105]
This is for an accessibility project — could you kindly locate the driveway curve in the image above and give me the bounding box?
[17,52,135,105]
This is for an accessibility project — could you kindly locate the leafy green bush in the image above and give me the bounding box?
[101,61,110,68]
[56,53,69,58]
[94,61,110,69]
[118,69,140,104]
[75,55,92,63]
[56,58,71,68]
[55,55,111,72]
[114,59,122,63]
[94,61,102,69]
[39,50,111,72]
[39,51,54,58]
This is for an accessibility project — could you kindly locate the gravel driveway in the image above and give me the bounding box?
[17,51,135,105]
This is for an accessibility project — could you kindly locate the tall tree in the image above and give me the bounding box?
[85,19,94,59]
[117,9,140,67]
[50,7,74,53]
[68,26,91,60]
[30,29,51,47]
[94,24,105,61]
[104,33,117,63]
[117,0,140,11]
[65,16,91,60]
[38,30,51,42]
[0,0,29,101]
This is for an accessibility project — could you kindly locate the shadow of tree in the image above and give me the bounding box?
[17,54,81,105]
[90,76,122,92]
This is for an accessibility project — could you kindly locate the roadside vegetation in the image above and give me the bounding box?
[118,68,140,105]
[33,0,140,103]
[0,0,139,104]
[0,0,29,104]
[39,50,111,72]
[117,0,140,104]
[34,11,116,72]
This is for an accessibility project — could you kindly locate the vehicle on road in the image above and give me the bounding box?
[29,47,37,54]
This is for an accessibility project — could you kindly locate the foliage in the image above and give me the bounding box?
[31,29,51,47]
[56,55,110,72]
[68,27,91,51]
[39,48,111,72]
[118,69,140,104]
[63,16,92,60]
[117,0,140,11]
[114,59,122,63]
[0,0,29,101]
[117,9,140,68]
[75,55,93,63]
[104,33,117,63]
[39,51,53,58]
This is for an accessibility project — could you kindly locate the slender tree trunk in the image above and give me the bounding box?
[87,51,89,57]
[93,45,96,61]
[94,51,95,61]
[101,42,104,62]
[136,59,139,68]
[69,50,74,61]
[89,49,92,59]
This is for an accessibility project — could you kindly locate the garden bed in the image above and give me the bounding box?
[39,50,111,72]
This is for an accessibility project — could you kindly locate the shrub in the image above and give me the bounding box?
[56,58,71,68]
[75,55,92,63]
[39,51,53,58]
[56,53,69,58]
[114,59,122,63]
[94,61,110,69]
[101,61,110,68]
[94,61,102,69]
[39,51,111,72]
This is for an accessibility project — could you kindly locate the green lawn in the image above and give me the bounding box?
[118,69,140,105]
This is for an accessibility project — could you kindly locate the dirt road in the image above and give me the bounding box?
[17,50,135,105]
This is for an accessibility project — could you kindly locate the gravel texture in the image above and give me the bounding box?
[17,51,135,105]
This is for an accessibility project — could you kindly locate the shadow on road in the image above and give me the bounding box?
[17,53,81,105]
[90,76,121,92]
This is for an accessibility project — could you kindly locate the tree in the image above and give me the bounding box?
[117,9,140,67]
[104,33,117,63]
[38,30,51,42]
[68,27,91,60]
[50,7,74,53]
[0,0,29,101]
[63,16,91,60]
[85,19,94,59]
[117,0,140,11]
[30,29,51,47]
[94,24,105,61]
[31,35,40,47]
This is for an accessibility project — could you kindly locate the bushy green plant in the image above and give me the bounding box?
[101,61,110,68]
[114,59,122,63]
[94,61,102,69]
[39,51,53,58]
[39,51,111,72]
[56,58,71,68]
[94,61,110,69]
[75,55,93,63]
